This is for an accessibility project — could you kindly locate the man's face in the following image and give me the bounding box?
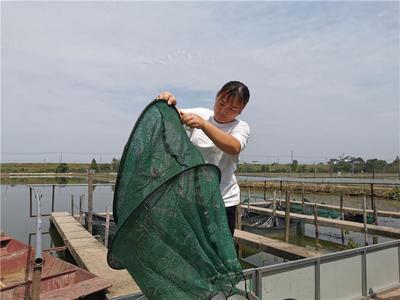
[213,96,245,124]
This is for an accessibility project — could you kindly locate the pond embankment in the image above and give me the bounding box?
[238,180,399,199]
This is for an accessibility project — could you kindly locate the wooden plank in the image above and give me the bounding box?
[249,200,400,219]
[242,205,400,239]
[41,277,111,300]
[234,229,320,260]
[375,286,400,300]
[50,212,141,299]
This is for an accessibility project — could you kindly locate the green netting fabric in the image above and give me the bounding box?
[107,100,243,299]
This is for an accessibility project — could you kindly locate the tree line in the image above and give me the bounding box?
[54,158,120,173]
[236,156,400,174]
[2,156,399,175]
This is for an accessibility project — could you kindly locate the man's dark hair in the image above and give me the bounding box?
[216,81,250,106]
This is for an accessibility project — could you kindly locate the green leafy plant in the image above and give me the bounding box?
[383,187,400,201]
[55,163,69,173]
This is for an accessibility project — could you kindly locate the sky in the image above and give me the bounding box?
[1,1,399,164]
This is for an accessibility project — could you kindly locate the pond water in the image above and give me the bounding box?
[1,178,399,268]
[1,179,114,250]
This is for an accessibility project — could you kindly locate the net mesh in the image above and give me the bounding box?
[107,100,243,299]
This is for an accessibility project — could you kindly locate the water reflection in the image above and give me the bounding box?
[1,182,114,247]
[2,179,400,268]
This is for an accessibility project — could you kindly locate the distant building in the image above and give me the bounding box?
[328,159,340,165]
[343,156,364,164]
[328,156,364,165]
[350,157,364,164]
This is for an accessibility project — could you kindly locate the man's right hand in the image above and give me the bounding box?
[156,91,177,106]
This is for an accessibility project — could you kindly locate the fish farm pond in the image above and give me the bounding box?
[2,176,400,269]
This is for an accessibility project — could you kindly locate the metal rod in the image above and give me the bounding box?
[315,259,321,300]
[361,249,367,296]
[31,187,43,300]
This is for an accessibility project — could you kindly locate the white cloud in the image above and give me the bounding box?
[2,1,398,163]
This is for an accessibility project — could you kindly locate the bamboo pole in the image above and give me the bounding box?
[88,171,94,234]
[51,184,55,212]
[313,204,320,250]
[301,182,305,214]
[247,188,250,210]
[29,187,33,217]
[105,206,110,248]
[70,194,74,217]
[235,203,242,258]
[363,196,368,246]
[235,204,242,230]
[373,204,378,226]
[371,184,378,225]
[79,194,84,224]
[263,180,266,201]
[284,192,291,243]
[340,196,344,220]
[340,195,344,244]
[272,191,277,227]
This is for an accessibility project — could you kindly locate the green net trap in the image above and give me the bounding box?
[107,100,245,299]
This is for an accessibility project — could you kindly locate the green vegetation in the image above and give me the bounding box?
[237,156,400,175]
[111,157,120,172]
[90,158,99,172]
[0,157,397,176]
[1,161,118,174]
[56,163,69,173]
[238,162,328,174]
[343,229,361,249]
[384,187,400,201]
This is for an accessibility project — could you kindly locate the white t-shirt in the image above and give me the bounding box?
[182,108,250,207]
